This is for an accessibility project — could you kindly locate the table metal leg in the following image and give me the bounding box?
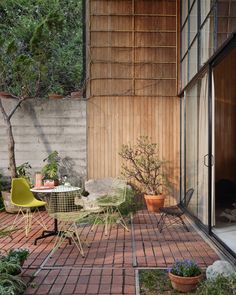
[34,219,71,245]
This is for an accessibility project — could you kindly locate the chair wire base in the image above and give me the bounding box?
[11,207,47,237]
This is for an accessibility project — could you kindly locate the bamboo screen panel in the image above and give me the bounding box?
[87,0,179,204]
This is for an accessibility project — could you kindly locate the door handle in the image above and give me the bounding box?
[204,154,214,167]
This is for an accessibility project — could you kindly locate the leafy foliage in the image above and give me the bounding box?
[0,258,21,276]
[16,162,32,184]
[7,248,30,265]
[118,187,141,215]
[119,136,167,195]
[170,259,202,277]
[0,0,83,97]
[139,269,178,295]
[196,274,236,295]
[0,227,17,239]
[0,273,26,295]
[41,151,60,179]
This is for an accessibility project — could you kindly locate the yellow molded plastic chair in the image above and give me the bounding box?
[11,178,47,236]
[95,178,129,236]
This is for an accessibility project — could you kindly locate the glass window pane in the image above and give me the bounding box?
[189,39,198,81]
[189,1,198,45]
[218,1,230,17]
[201,0,212,24]
[217,1,236,48]
[181,1,188,24]
[181,22,188,58]
[200,16,214,66]
[185,72,209,225]
[181,55,188,89]
[229,17,236,32]
[186,85,198,217]
[189,0,195,10]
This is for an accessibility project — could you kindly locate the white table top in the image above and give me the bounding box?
[30,185,81,193]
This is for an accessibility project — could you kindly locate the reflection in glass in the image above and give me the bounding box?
[200,16,214,66]
[189,39,198,81]
[181,0,188,24]
[181,23,188,58]
[185,73,209,225]
[201,0,212,24]
[181,55,188,88]
[189,1,198,45]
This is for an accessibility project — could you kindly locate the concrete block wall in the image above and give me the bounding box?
[0,98,87,186]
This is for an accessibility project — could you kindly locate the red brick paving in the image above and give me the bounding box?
[0,209,219,294]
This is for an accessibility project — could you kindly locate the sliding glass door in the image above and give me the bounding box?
[184,72,209,226]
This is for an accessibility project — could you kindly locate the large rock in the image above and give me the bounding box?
[206,260,235,279]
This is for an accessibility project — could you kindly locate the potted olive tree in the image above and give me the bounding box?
[119,136,168,212]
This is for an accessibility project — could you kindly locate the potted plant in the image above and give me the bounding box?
[7,249,30,267]
[41,151,60,186]
[168,259,203,292]
[119,136,167,212]
[48,85,64,99]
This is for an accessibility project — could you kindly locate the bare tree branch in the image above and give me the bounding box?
[8,97,28,120]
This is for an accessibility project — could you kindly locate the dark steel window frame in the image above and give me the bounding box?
[180,0,217,88]
[180,32,236,263]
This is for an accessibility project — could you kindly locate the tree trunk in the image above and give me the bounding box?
[0,98,21,179]
[6,118,17,178]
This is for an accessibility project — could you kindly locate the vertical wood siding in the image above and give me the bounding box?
[87,0,180,203]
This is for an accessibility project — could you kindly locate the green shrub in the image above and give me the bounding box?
[0,258,21,276]
[196,274,236,295]
[0,0,83,97]
[119,187,141,216]
[0,273,26,295]
[7,248,30,265]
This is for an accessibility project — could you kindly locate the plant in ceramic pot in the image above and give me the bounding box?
[41,151,61,187]
[168,259,203,292]
[119,136,168,212]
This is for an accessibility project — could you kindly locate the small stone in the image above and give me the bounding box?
[206,260,236,279]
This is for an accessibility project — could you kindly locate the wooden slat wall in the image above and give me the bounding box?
[87,0,180,204]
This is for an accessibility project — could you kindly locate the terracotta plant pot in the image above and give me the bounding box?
[0,91,12,98]
[48,93,63,99]
[169,272,203,293]
[71,91,82,98]
[144,194,165,212]
[43,179,59,187]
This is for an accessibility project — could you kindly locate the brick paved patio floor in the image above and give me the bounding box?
[0,210,220,294]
